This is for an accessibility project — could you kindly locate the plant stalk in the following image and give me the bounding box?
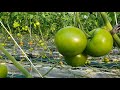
[0,44,33,78]
[75,12,91,38]
[100,12,113,31]
[100,12,120,47]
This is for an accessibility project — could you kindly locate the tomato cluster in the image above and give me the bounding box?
[55,26,113,67]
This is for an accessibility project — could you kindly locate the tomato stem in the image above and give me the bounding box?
[100,12,120,48]
[42,63,57,77]
[112,34,120,48]
[100,12,113,31]
[75,12,91,38]
[0,44,33,78]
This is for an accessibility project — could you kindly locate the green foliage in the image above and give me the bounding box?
[0,12,119,39]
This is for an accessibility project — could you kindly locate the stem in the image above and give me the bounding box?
[38,26,55,61]
[0,44,33,78]
[29,18,32,40]
[100,12,113,31]
[74,12,76,26]
[75,12,91,38]
[76,12,83,29]
[113,34,120,47]
[42,63,57,77]
[100,12,120,47]
[114,12,118,25]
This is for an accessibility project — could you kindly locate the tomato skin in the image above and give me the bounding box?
[35,21,40,26]
[64,53,87,67]
[55,26,87,56]
[85,28,113,57]
[0,63,8,78]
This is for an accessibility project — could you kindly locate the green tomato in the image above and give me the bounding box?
[39,40,43,43]
[13,21,20,28]
[85,28,113,57]
[102,57,110,63]
[85,60,91,65]
[17,33,22,37]
[55,26,87,56]
[40,42,44,46]
[64,53,87,67]
[35,21,40,26]
[24,26,29,31]
[1,43,7,47]
[0,63,8,78]
[8,36,11,40]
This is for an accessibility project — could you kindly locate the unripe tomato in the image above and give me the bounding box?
[17,33,22,38]
[1,43,7,47]
[35,21,40,26]
[0,63,8,78]
[85,28,113,57]
[102,57,110,63]
[64,53,87,67]
[55,26,87,56]
[13,21,20,28]
[85,60,91,65]
[8,36,11,40]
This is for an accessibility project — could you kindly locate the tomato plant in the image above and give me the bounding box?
[64,53,87,67]
[55,26,87,56]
